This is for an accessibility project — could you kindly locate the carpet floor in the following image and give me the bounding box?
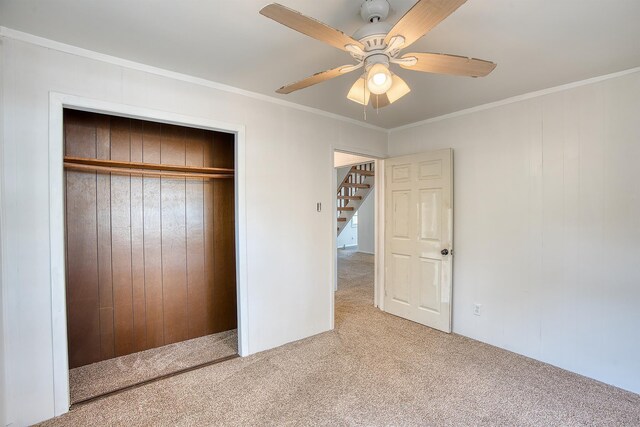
[42,248,640,426]
[69,329,238,403]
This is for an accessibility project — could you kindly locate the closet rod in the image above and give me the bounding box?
[64,162,233,180]
[64,156,234,174]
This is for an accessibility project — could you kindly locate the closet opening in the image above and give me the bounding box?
[63,108,238,405]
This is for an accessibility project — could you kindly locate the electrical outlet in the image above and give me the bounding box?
[473,304,482,316]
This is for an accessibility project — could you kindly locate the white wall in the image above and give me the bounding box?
[337,218,358,248]
[357,191,375,254]
[0,35,6,427]
[336,166,357,248]
[388,70,640,394]
[0,32,387,425]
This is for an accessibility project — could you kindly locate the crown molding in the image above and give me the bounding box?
[389,66,640,133]
[3,26,638,136]
[0,26,388,133]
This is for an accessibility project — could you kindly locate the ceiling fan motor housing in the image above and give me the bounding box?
[360,0,390,22]
[352,21,392,52]
[353,0,393,57]
[364,52,390,72]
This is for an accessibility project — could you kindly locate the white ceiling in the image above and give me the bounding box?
[1,0,639,129]
[334,152,375,168]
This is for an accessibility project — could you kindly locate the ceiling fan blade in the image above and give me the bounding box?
[260,3,365,52]
[339,62,365,74]
[276,65,356,94]
[400,52,496,77]
[384,0,467,49]
[347,77,371,105]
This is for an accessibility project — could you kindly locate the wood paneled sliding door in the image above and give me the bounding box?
[64,109,236,369]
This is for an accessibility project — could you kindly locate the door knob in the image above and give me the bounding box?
[441,249,449,256]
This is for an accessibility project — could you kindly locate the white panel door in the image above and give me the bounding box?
[384,149,453,332]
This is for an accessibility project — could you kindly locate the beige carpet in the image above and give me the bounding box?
[42,248,640,426]
[69,329,238,403]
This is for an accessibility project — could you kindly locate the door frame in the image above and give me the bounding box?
[330,148,385,326]
[48,92,248,416]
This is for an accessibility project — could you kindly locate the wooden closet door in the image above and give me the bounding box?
[64,109,237,369]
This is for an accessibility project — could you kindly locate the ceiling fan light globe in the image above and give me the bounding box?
[372,73,387,85]
[367,63,392,95]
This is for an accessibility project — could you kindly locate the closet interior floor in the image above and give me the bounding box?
[69,329,238,404]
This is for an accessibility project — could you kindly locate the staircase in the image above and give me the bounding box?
[337,162,375,236]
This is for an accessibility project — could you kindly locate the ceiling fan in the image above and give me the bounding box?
[260,0,496,108]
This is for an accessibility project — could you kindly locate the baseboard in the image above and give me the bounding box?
[357,250,374,255]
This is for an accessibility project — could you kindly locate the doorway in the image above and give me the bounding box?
[61,108,240,405]
[332,148,454,334]
[333,151,379,324]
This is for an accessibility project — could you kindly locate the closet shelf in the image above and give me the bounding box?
[64,156,234,179]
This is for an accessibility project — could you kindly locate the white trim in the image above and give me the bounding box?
[390,66,640,132]
[0,26,386,133]
[0,35,8,426]
[48,92,249,416]
[374,159,385,310]
[235,119,249,358]
[330,149,337,323]
[48,93,68,416]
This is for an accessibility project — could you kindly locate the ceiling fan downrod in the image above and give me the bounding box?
[360,0,391,23]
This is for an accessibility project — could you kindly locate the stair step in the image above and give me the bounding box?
[337,217,347,222]
[337,196,362,200]
[353,169,375,176]
[338,207,354,212]
[342,183,370,189]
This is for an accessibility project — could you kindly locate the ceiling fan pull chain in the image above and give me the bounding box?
[363,81,367,121]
